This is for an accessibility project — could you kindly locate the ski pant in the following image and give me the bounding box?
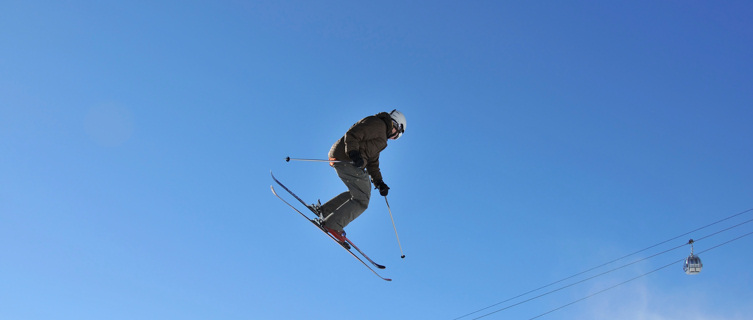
[320,163,371,233]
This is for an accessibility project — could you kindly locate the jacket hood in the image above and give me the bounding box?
[375,112,394,136]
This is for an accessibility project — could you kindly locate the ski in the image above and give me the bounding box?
[344,236,386,269]
[271,171,388,270]
[270,175,391,281]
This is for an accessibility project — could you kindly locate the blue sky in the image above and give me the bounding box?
[2,1,752,319]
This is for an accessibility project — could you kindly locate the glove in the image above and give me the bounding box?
[374,180,390,196]
[348,150,364,168]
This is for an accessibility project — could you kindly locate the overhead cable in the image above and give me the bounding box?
[454,207,753,320]
[522,230,753,320]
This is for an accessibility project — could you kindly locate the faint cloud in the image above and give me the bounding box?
[84,103,134,146]
[580,281,749,320]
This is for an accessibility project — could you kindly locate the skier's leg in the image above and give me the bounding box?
[322,164,371,233]
[320,192,351,216]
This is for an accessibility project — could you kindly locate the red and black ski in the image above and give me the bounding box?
[270,172,391,281]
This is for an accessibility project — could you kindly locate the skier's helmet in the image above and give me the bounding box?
[389,109,406,139]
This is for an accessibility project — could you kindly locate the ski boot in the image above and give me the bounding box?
[324,226,350,250]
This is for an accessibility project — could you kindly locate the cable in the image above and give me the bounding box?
[695,216,753,242]
[472,226,753,320]
[454,207,753,320]
[524,230,753,320]
[471,220,753,319]
[468,242,687,320]
[525,258,681,320]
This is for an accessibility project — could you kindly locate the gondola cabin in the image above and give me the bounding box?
[684,254,703,275]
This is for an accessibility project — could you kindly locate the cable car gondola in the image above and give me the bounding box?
[683,239,703,275]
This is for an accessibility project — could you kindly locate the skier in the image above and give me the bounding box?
[310,110,406,243]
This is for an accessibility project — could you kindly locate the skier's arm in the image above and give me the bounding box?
[367,154,382,182]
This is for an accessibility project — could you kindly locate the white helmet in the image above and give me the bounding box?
[389,109,406,139]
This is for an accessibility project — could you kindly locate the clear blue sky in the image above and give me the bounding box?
[2,1,752,319]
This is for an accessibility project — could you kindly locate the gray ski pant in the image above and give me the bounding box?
[320,163,371,233]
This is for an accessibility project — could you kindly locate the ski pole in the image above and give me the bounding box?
[384,196,405,259]
[285,157,351,164]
